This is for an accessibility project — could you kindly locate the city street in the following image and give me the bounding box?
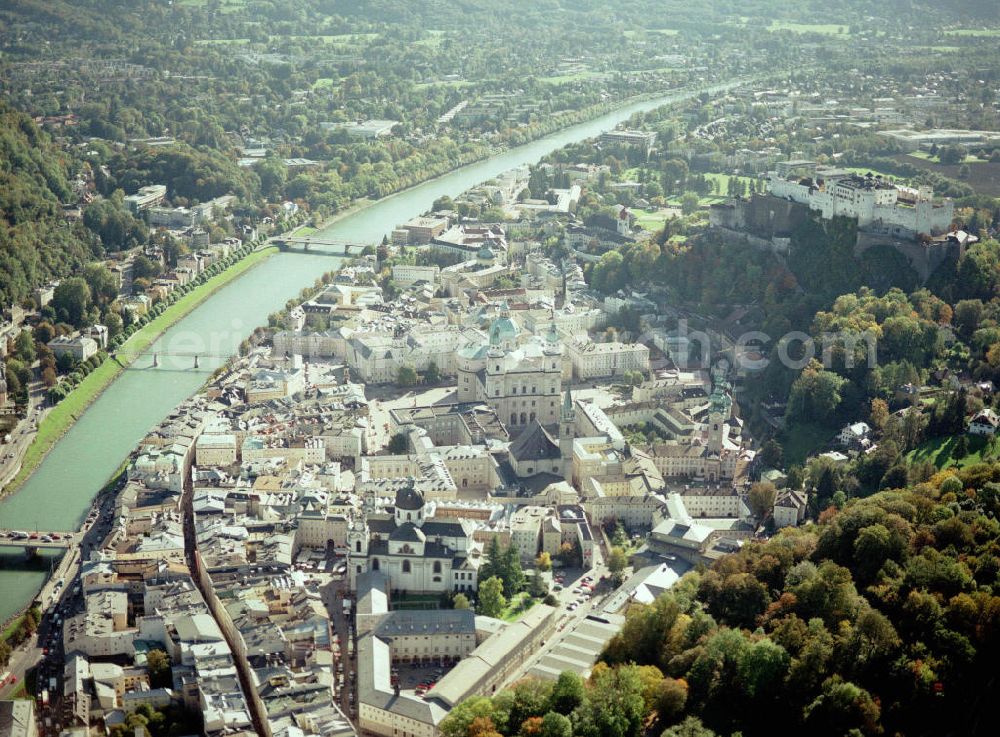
[0,482,119,723]
[0,382,50,491]
[320,558,357,720]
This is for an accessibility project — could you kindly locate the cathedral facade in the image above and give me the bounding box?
[456,303,563,434]
[347,481,483,595]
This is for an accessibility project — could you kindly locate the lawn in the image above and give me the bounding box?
[499,592,538,622]
[4,248,278,494]
[769,21,850,36]
[659,172,759,208]
[703,172,758,196]
[612,170,758,207]
[290,224,318,237]
[894,152,1000,197]
[906,434,996,470]
[392,593,441,610]
[780,421,835,465]
[2,607,36,642]
[632,207,681,231]
[664,193,725,207]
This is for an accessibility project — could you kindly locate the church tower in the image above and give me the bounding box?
[560,386,576,484]
[346,509,370,590]
[347,514,370,558]
[617,206,631,236]
[706,388,731,455]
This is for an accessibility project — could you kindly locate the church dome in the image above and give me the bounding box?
[395,479,425,511]
[488,303,519,348]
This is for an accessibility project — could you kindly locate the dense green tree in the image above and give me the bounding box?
[82,263,119,307]
[608,547,628,583]
[659,717,718,737]
[52,277,92,327]
[146,648,171,688]
[787,359,847,425]
[440,697,499,737]
[82,197,146,252]
[477,576,506,618]
[759,439,783,469]
[574,665,646,737]
[550,671,585,715]
[13,330,35,363]
[803,677,881,737]
[748,481,777,519]
[386,433,409,454]
[539,712,572,737]
[396,365,418,387]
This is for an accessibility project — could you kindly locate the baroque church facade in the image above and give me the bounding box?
[347,481,483,594]
[456,303,564,434]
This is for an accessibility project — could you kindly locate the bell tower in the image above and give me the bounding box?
[560,386,575,484]
[706,388,731,455]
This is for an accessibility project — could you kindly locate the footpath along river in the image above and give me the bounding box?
[0,81,739,621]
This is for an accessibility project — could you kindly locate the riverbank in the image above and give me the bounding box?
[1,247,279,498]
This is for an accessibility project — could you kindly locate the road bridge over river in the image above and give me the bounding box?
[0,529,80,556]
[272,236,374,256]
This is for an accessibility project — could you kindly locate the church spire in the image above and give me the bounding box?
[562,386,574,420]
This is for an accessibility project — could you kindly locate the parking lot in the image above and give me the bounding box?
[391,661,452,696]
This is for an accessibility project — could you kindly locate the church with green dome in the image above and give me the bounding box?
[456,302,565,435]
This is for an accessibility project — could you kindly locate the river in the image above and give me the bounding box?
[0,82,737,621]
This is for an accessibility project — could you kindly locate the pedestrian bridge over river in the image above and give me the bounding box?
[110,349,231,369]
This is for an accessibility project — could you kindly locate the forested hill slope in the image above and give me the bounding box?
[597,470,1000,737]
[0,103,96,307]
